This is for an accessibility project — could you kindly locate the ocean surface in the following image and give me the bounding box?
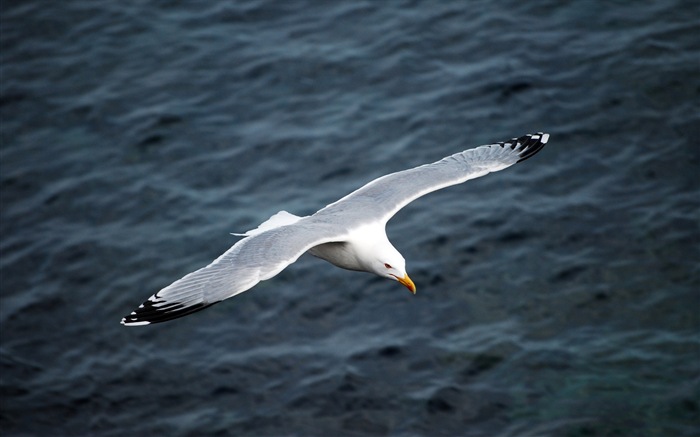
[1,1,699,436]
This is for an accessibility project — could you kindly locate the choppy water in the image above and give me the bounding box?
[1,1,699,436]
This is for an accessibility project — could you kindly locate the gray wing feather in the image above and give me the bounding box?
[122,132,548,325]
[314,133,549,226]
[121,220,348,325]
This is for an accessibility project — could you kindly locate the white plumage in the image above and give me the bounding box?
[122,132,549,326]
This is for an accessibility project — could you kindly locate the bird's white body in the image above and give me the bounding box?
[309,223,404,274]
[122,133,549,325]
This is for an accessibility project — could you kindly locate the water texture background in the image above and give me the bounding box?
[1,1,699,436]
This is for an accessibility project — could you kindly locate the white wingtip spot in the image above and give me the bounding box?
[121,319,151,326]
[541,133,550,143]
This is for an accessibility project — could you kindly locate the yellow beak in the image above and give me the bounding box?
[396,273,416,294]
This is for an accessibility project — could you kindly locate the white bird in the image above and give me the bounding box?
[122,133,549,326]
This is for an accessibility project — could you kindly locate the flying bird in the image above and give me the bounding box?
[122,133,549,326]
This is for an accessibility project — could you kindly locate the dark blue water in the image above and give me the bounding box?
[2,1,699,436]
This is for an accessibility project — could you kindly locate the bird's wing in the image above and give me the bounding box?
[121,220,348,326]
[314,133,549,226]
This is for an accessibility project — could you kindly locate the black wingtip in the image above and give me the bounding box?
[497,132,550,163]
[121,298,217,326]
[517,132,549,163]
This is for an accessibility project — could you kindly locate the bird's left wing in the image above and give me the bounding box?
[121,220,348,326]
[314,133,549,226]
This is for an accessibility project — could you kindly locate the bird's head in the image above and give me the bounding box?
[382,261,416,294]
[370,246,416,294]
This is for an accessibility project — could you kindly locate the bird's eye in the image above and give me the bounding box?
[384,263,392,269]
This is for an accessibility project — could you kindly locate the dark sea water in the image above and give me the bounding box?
[1,1,699,436]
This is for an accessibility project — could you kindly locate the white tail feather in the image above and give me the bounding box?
[232,210,303,237]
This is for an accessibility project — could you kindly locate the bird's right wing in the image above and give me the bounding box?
[121,220,348,326]
[315,133,549,226]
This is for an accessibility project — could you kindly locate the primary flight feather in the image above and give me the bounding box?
[122,132,549,326]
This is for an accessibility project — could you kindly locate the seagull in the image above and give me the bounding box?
[121,133,549,326]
